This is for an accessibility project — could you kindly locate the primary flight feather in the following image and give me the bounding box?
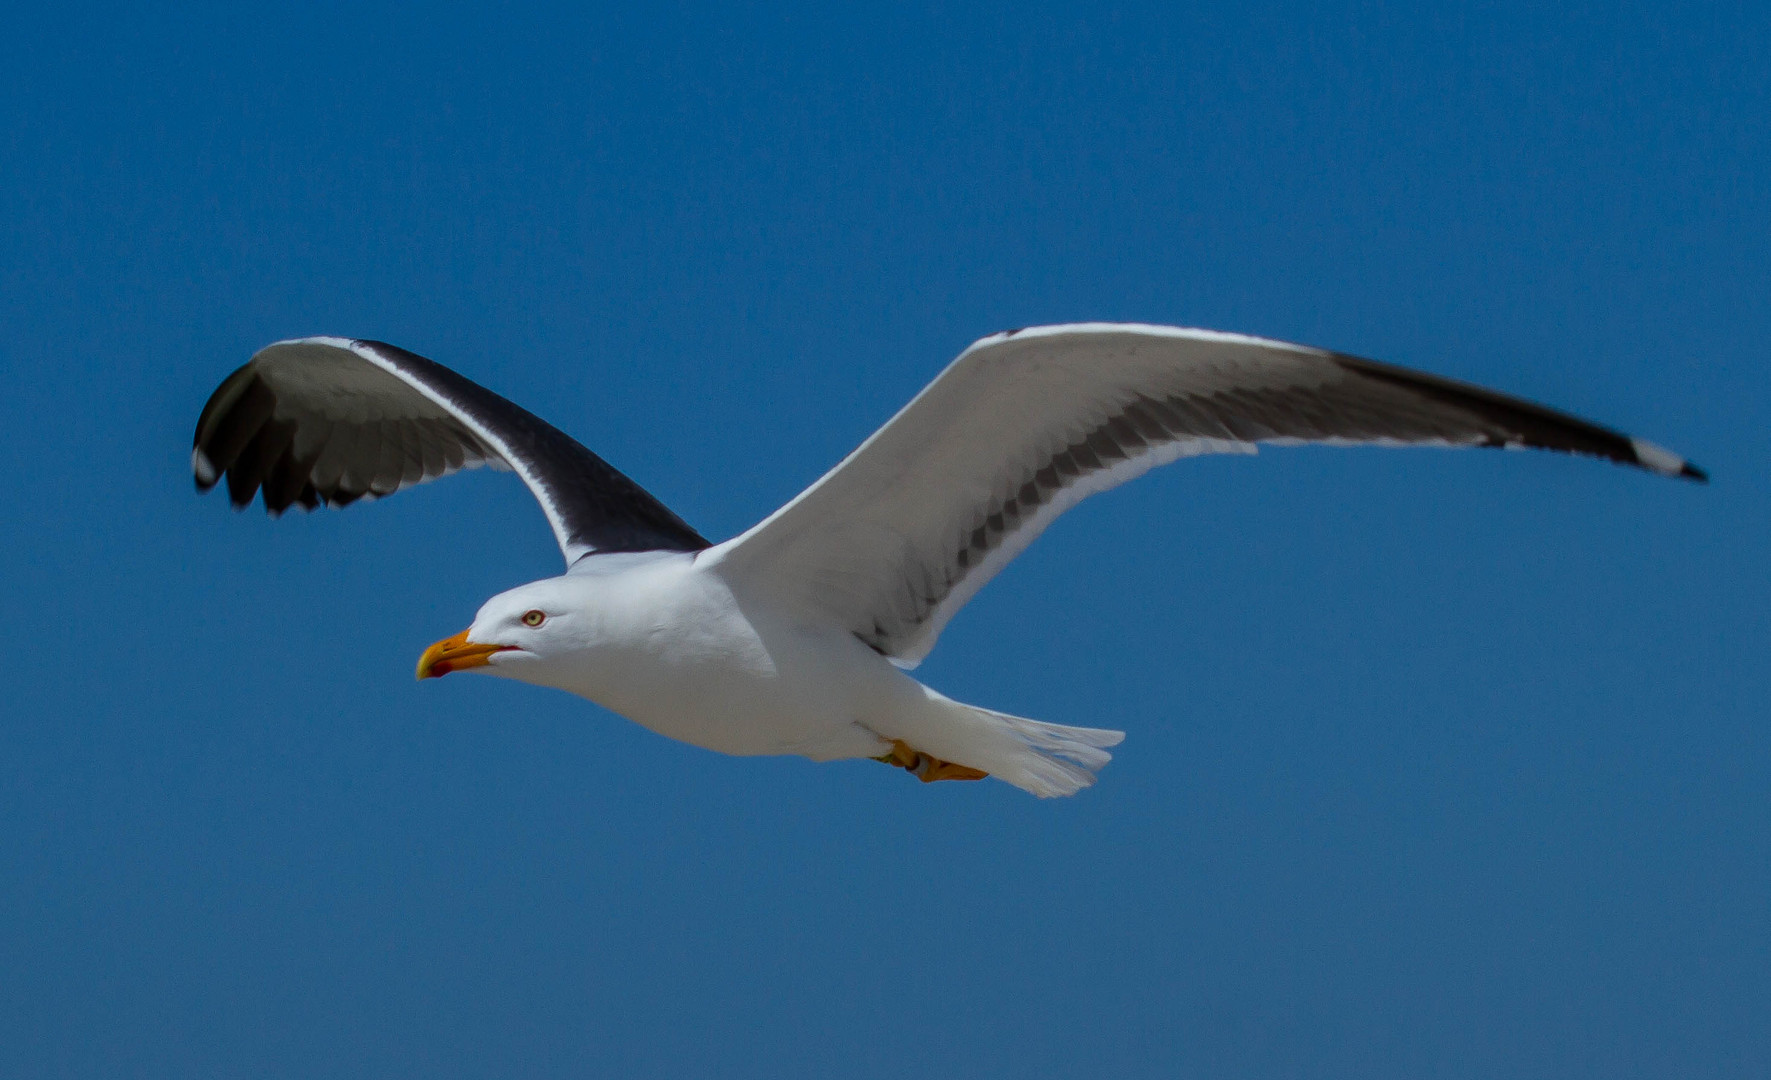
[193,324,1703,796]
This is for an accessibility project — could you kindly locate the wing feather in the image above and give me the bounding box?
[710,323,1703,667]
[193,337,708,561]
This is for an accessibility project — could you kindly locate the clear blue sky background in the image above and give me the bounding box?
[2,3,1765,1077]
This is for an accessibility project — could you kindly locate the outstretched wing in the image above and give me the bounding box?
[709,323,1704,667]
[192,337,708,562]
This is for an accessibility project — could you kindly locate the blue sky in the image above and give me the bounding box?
[2,3,1766,1077]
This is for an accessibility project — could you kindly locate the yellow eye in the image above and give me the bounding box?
[522,610,546,627]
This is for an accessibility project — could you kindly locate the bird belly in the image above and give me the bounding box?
[541,566,898,760]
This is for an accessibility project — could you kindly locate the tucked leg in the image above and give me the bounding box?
[872,739,989,783]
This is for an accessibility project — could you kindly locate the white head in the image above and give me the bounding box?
[414,575,599,684]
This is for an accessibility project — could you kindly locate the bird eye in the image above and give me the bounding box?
[522,610,546,627]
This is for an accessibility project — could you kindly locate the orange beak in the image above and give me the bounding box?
[415,629,514,680]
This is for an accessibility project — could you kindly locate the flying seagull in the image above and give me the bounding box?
[192,324,1704,796]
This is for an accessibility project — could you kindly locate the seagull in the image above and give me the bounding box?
[192,324,1704,796]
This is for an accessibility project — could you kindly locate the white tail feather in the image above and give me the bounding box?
[985,710,1125,797]
[874,687,1125,797]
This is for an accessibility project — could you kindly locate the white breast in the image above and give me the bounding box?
[537,554,896,758]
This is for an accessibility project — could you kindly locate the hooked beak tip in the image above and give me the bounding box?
[416,629,510,680]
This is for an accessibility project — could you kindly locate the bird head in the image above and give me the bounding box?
[415,577,587,681]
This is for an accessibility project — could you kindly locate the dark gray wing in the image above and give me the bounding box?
[192,337,708,562]
[712,323,1705,667]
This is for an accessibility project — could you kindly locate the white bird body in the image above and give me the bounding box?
[460,549,1121,795]
[192,323,1703,796]
[495,552,891,760]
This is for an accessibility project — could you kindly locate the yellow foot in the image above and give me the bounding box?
[872,739,988,783]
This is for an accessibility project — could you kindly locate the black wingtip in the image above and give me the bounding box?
[192,448,220,493]
[1623,437,1708,484]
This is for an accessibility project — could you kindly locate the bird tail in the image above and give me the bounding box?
[884,689,1125,798]
[981,708,1125,797]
